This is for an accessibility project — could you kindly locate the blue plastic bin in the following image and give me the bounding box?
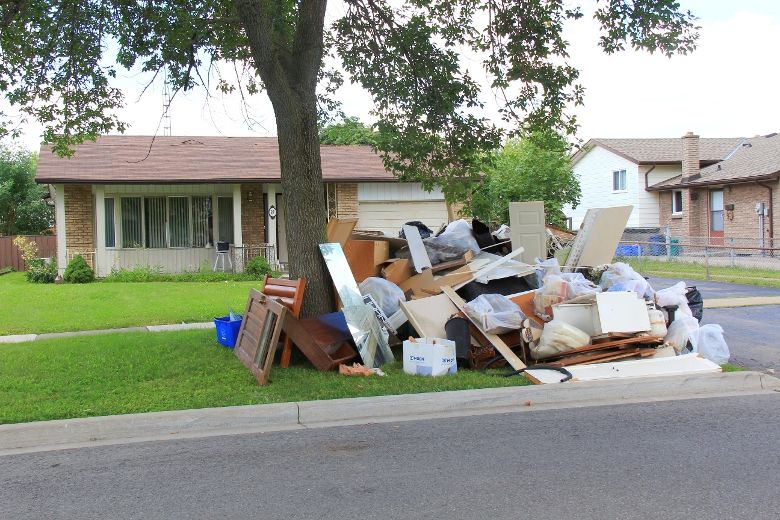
[615,244,642,257]
[214,316,242,348]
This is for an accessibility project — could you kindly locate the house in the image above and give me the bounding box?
[566,134,744,230]
[35,136,451,276]
[648,132,780,247]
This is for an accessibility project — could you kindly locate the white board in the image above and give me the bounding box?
[403,225,432,273]
[566,205,633,268]
[596,292,651,334]
[509,201,546,263]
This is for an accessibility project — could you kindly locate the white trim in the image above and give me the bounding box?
[232,185,242,247]
[54,184,67,275]
[671,189,684,215]
[95,186,106,274]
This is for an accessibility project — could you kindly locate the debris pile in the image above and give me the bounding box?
[229,202,730,386]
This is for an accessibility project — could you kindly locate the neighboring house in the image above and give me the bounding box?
[35,136,450,276]
[648,132,780,247]
[566,134,744,230]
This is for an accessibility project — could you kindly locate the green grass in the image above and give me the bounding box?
[623,258,780,288]
[0,272,259,335]
[720,363,745,373]
[0,329,531,424]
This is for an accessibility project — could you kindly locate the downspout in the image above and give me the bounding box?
[757,181,774,251]
[643,165,657,189]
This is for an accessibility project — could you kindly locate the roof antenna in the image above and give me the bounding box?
[162,67,172,136]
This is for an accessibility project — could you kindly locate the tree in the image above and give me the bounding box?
[0,1,698,315]
[468,132,580,228]
[319,117,377,145]
[0,146,52,235]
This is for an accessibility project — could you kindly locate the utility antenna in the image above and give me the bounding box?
[162,67,172,136]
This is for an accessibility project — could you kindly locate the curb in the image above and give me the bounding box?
[1,371,778,456]
[0,322,215,344]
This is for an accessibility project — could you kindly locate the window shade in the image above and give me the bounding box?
[169,197,190,247]
[145,197,167,248]
[192,196,211,247]
[121,197,142,248]
[105,198,115,248]
[218,197,234,244]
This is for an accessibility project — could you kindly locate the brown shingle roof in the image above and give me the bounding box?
[572,137,744,165]
[648,133,780,190]
[35,135,396,184]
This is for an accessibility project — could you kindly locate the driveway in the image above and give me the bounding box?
[646,277,780,372]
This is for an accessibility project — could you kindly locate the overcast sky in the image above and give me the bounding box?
[5,0,780,151]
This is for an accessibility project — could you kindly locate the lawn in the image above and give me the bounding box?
[624,258,780,288]
[0,272,259,335]
[0,329,531,424]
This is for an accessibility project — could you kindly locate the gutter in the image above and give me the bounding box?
[647,171,780,191]
[643,165,657,190]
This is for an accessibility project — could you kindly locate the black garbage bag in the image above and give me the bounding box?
[471,218,496,249]
[399,221,433,239]
[686,286,704,322]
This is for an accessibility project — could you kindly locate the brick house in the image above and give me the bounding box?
[648,132,780,247]
[36,136,450,276]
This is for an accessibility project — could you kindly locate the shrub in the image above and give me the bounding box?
[245,255,277,279]
[63,255,94,283]
[102,265,260,283]
[26,258,57,283]
[104,265,165,282]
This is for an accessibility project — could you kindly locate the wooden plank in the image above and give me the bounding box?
[441,286,526,371]
[326,218,358,247]
[403,225,432,273]
[544,335,662,359]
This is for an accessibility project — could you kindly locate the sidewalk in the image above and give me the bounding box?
[1,370,778,456]
[1,295,776,345]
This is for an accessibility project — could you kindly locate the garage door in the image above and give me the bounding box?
[357,200,450,236]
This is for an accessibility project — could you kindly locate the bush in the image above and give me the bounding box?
[63,255,94,283]
[245,255,277,279]
[26,258,57,283]
[103,265,261,283]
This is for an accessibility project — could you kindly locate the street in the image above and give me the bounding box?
[2,394,779,520]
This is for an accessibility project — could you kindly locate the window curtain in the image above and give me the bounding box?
[104,198,115,248]
[120,197,142,248]
[168,197,190,247]
[144,197,167,248]
[218,197,234,244]
[192,196,211,247]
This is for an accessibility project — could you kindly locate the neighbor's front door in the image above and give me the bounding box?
[709,189,725,246]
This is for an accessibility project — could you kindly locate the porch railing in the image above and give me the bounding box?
[231,244,279,273]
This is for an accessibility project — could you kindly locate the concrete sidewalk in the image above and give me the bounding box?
[1,371,778,456]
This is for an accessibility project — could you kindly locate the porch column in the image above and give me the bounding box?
[266,184,277,261]
[54,184,67,276]
[232,185,242,247]
[94,185,105,276]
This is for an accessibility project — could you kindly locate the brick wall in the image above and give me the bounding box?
[723,182,775,242]
[64,185,94,253]
[335,183,358,219]
[241,184,265,245]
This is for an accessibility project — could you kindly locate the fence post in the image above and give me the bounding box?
[665,227,672,261]
[704,245,711,280]
[729,238,736,268]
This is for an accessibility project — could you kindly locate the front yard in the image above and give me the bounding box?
[0,329,530,424]
[0,272,259,335]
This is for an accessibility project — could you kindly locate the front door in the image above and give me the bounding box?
[709,189,725,246]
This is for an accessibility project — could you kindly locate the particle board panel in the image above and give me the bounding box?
[566,205,632,268]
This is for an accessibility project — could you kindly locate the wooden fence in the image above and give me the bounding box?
[0,235,57,271]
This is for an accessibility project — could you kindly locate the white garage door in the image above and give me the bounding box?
[357,200,450,236]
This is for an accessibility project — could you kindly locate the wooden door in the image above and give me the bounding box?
[509,201,546,263]
[709,190,725,246]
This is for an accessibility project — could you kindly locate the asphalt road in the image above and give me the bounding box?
[2,394,779,520]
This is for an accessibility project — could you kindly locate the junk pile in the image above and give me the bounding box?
[228,202,730,386]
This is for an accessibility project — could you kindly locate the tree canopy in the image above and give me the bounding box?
[466,133,580,228]
[319,117,377,146]
[0,146,51,236]
[0,0,698,314]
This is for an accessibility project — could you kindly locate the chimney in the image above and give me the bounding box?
[681,131,699,183]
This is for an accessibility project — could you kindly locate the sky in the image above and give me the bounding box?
[4,0,780,151]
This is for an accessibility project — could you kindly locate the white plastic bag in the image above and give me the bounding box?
[664,315,699,353]
[534,272,601,320]
[689,324,730,364]
[464,294,525,334]
[359,277,406,317]
[600,262,654,300]
[655,281,692,316]
[532,320,590,359]
[534,257,561,287]
[423,219,480,264]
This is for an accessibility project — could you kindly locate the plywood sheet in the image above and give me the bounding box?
[566,206,632,268]
[526,353,721,384]
[326,218,358,247]
[509,201,546,263]
[400,293,459,339]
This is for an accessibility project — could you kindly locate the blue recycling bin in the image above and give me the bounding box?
[615,244,642,257]
[649,235,667,256]
[214,316,242,348]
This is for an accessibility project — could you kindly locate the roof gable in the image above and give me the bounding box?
[572,137,744,167]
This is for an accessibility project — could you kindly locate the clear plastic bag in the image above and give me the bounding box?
[599,262,654,300]
[664,315,699,353]
[533,272,601,320]
[534,257,561,287]
[655,281,692,317]
[464,294,525,334]
[532,320,591,359]
[423,219,481,264]
[689,324,730,364]
[359,277,406,317]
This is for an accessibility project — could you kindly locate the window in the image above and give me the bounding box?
[711,190,724,232]
[104,198,116,248]
[612,170,627,191]
[218,197,234,244]
[144,197,167,248]
[121,197,143,248]
[672,190,683,215]
[192,196,212,247]
[168,197,190,247]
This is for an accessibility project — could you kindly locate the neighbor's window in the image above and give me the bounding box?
[121,197,143,248]
[168,196,190,247]
[144,197,167,248]
[612,170,627,191]
[672,190,683,214]
[218,196,234,244]
[192,196,212,247]
[104,198,116,248]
